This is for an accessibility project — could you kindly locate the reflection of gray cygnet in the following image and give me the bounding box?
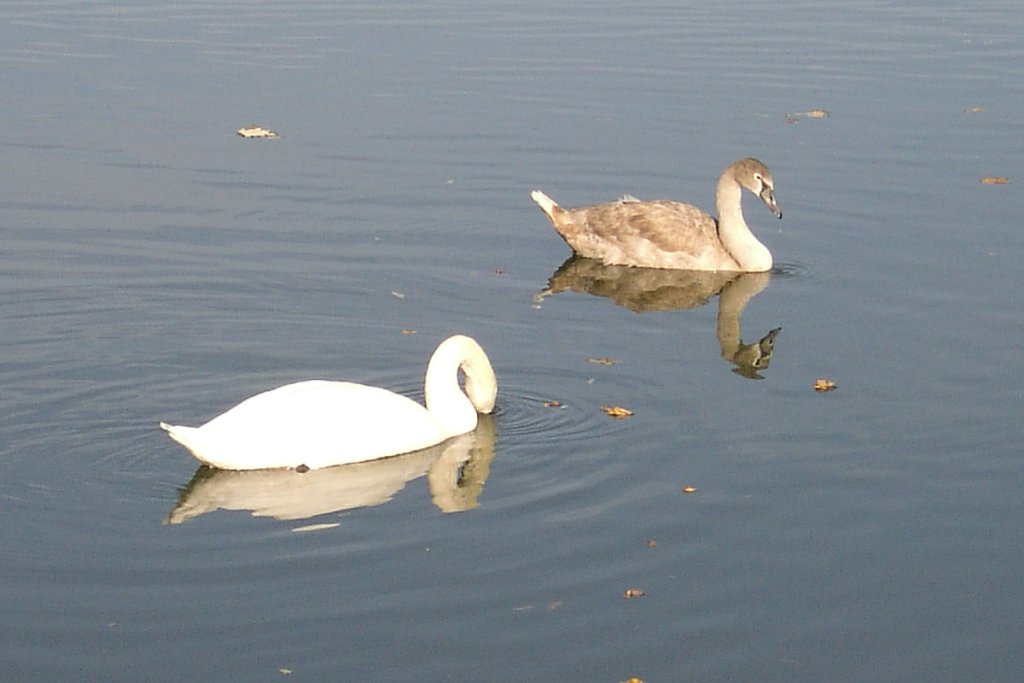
[537,259,780,379]
[715,273,780,380]
[538,256,738,312]
[531,158,781,271]
[164,415,497,524]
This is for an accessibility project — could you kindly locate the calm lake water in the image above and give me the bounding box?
[2,1,1022,681]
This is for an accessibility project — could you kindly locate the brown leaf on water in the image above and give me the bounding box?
[601,405,633,419]
[646,539,657,548]
[681,486,697,494]
[620,679,644,683]
[980,176,1009,185]
[588,356,622,366]
[400,329,417,335]
[542,400,563,408]
[814,378,837,392]
[965,106,983,113]
[622,588,646,599]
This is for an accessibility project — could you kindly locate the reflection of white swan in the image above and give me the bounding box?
[160,335,497,470]
[530,158,781,271]
[164,416,497,524]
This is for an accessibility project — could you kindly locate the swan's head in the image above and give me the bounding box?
[461,351,497,415]
[736,158,782,220]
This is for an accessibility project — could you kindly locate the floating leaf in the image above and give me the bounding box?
[981,176,1009,185]
[620,679,644,683]
[814,378,837,392]
[542,400,563,408]
[588,356,622,366]
[622,588,646,599]
[601,405,633,418]
[236,125,279,138]
[785,109,829,123]
[390,290,406,299]
[681,486,697,494]
[400,329,417,335]
[965,106,983,113]
[646,539,657,548]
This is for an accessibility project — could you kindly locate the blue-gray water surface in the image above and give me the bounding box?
[2,1,1022,681]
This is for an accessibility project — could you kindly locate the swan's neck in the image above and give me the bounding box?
[424,336,496,439]
[715,175,773,272]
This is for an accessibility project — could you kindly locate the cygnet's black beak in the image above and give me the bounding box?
[760,186,782,219]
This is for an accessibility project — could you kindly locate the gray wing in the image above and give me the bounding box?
[563,200,733,269]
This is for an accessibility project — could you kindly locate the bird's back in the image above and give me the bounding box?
[558,199,739,270]
[163,381,444,470]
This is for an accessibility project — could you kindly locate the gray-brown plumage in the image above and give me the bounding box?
[530,158,781,271]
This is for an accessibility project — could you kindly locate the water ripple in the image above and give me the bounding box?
[495,383,628,448]
[772,260,817,280]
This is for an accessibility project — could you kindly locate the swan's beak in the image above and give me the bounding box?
[760,186,782,219]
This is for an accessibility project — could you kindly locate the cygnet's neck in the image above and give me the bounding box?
[715,173,773,272]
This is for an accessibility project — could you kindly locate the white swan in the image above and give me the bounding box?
[530,158,781,272]
[159,335,497,471]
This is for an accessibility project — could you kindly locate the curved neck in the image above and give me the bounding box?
[715,175,773,272]
[424,336,496,439]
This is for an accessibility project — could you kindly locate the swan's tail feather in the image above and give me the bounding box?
[161,421,219,467]
[160,421,197,450]
[530,190,562,222]
[531,189,584,249]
